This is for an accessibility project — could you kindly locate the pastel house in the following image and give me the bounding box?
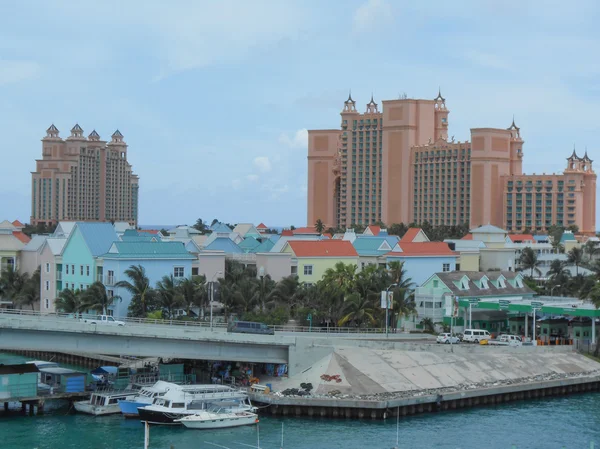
[386,241,458,286]
[102,241,195,317]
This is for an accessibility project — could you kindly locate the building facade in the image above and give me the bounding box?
[31,125,139,227]
[307,91,596,235]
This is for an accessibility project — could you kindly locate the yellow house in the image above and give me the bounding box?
[282,240,359,284]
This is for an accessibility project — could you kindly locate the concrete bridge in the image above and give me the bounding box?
[0,311,428,375]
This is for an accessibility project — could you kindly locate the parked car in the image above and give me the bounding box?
[82,315,126,326]
[227,321,274,335]
[487,334,522,346]
[436,333,460,344]
[461,329,491,343]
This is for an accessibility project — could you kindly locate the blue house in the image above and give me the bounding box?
[386,242,458,286]
[204,237,242,254]
[102,241,196,317]
[59,222,118,293]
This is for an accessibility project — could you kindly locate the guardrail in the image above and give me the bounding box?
[0,308,392,334]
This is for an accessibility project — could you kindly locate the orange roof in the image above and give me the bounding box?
[287,240,358,257]
[281,229,294,236]
[388,242,456,257]
[322,233,332,239]
[12,220,24,227]
[366,225,381,236]
[12,231,31,244]
[461,234,473,240]
[293,226,319,234]
[400,228,422,243]
[256,222,268,230]
[509,234,534,243]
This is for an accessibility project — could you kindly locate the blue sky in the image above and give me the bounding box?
[1,0,599,227]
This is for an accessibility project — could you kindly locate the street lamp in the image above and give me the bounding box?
[385,283,398,337]
[210,270,223,331]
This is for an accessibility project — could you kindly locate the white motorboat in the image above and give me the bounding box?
[118,381,176,418]
[176,406,259,430]
[137,384,254,425]
[74,390,138,416]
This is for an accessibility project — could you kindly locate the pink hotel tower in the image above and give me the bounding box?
[31,125,139,227]
[307,91,596,235]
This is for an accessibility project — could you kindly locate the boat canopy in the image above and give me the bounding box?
[91,366,118,375]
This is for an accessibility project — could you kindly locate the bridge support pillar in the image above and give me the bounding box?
[21,403,26,415]
[3,402,8,412]
[37,401,45,415]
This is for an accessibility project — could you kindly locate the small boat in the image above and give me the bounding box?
[138,385,254,425]
[176,406,259,430]
[118,381,175,418]
[74,390,138,416]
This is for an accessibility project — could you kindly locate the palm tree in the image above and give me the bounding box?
[55,288,84,314]
[178,275,207,317]
[82,281,120,315]
[518,247,542,277]
[588,283,600,309]
[255,274,276,312]
[387,261,413,290]
[420,317,435,333]
[0,266,29,306]
[222,277,259,315]
[567,247,584,276]
[156,274,182,318]
[390,287,416,331]
[115,265,156,317]
[315,219,325,234]
[15,268,40,311]
[337,293,377,327]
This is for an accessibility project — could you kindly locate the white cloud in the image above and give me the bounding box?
[231,179,242,190]
[278,128,308,149]
[246,174,259,182]
[253,156,272,173]
[0,59,40,85]
[353,0,393,33]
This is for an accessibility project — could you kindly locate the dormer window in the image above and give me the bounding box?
[515,277,523,288]
[481,278,488,289]
[498,278,505,288]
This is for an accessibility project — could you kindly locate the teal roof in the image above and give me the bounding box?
[352,237,393,256]
[76,222,118,257]
[211,222,233,233]
[120,229,157,242]
[560,233,576,243]
[239,236,261,253]
[103,241,195,259]
[251,239,275,253]
[205,237,242,254]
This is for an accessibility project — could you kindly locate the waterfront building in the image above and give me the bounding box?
[59,222,118,293]
[0,220,30,276]
[282,240,359,284]
[102,241,195,317]
[407,270,534,333]
[307,91,596,235]
[38,237,68,313]
[31,125,139,227]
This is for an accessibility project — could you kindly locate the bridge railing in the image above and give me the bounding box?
[0,308,390,334]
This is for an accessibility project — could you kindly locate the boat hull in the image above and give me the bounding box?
[180,414,258,430]
[74,401,122,416]
[138,407,190,425]
[118,400,149,418]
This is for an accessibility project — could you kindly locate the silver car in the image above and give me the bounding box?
[436,333,460,344]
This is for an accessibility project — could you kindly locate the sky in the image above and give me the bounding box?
[1,0,600,227]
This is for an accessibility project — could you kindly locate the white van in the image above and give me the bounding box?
[462,329,491,343]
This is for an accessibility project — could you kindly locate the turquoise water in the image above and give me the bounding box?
[1,354,599,449]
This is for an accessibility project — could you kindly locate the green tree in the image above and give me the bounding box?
[156,274,182,318]
[518,247,542,277]
[546,259,570,294]
[15,267,40,310]
[55,288,84,314]
[338,293,377,327]
[115,265,157,317]
[178,275,207,317]
[390,286,416,331]
[82,281,120,315]
[193,218,207,233]
[420,317,435,333]
[314,219,325,234]
[567,247,584,276]
[0,266,29,307]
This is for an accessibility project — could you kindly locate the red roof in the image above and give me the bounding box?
[366,225,381,236]
[12,231,31,244]
[509,234,534,243]
[138,229,160,235]
[287,240,358,257]
[461,234,473,240]
[293,227,320,234]
[11,220,24,227]
[388,242,456,257]
[281,229,294,236]
[400,228,422,243]
[256,222,268,230]
[322,233,332,239]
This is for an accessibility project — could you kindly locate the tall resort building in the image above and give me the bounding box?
[31,125,139,227]
[307,91,596,235]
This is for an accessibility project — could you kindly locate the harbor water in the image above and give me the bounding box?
[1,354,599,449]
